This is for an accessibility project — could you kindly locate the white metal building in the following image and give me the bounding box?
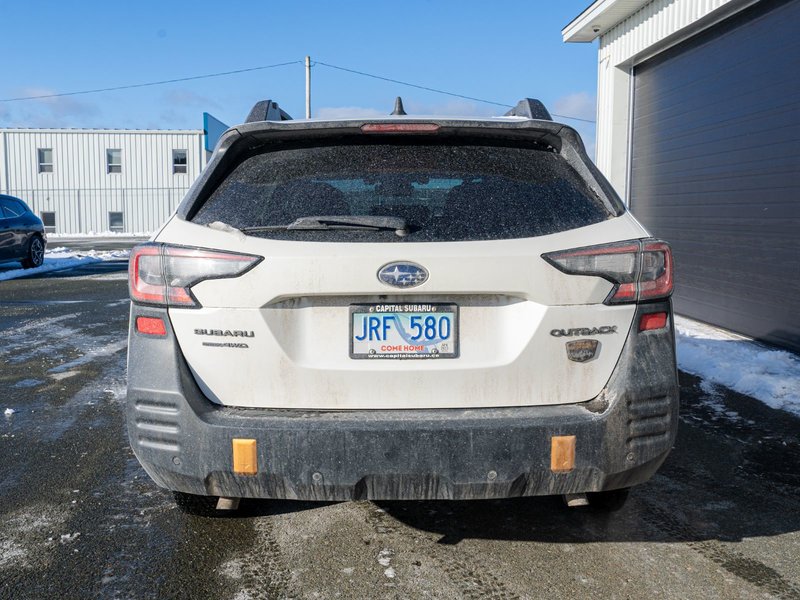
[0,128,206,234]
[564,0,800,352]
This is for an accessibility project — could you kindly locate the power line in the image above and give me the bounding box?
[0,57,596,124]
[551,112,595,124]
[314,60,513,109]
[313,60,596,124]
[0,61,303,103]
[554,114,595,124]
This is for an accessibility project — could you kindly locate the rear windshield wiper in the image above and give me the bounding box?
[241,215,409,237]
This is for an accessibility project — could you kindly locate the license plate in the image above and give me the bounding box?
[350,303,459,359]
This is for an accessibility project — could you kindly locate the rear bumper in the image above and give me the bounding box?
[126,303,679,501]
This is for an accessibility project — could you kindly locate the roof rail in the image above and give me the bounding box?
[245,100,293,123]
[504,98,552,121]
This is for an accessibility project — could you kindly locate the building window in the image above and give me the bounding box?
[38,148,53,173]
[172,149,188,174]
[41,211,56,233]
[107,149,122,174]
[108,212,124,233]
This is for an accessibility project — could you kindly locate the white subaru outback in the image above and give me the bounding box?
[127,98,678,514]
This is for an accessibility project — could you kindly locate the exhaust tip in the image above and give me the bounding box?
[563,493,589,508]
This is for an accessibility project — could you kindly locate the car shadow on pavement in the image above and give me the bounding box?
[234,499,340,518]
[178,373,800,552]
[374,373,800,546]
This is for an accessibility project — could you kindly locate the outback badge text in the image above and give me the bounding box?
[550,326,618,337]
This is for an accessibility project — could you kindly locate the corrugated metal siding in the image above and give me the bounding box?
[629,0,800,351]
[595,0,737,190]
[600,0,733,66]
[0,129,205,233]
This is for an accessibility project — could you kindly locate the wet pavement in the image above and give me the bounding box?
[1,254,799,599]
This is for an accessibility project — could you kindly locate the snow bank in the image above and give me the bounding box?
[0,247,129,282]
[48,231,151,238]
[46,247,130,260]
[675,316,800,417]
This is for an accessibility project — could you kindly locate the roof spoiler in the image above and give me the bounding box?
[504,98,552,121]
[245,100,293,123]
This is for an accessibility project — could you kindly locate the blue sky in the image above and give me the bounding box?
[0,1,597,151]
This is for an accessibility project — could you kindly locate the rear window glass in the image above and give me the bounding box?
[1,198,27,217]
[191,139,612,242]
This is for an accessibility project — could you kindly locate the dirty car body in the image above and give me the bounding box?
[126,99,678,508]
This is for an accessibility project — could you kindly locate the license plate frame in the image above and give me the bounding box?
[349,303,459,360]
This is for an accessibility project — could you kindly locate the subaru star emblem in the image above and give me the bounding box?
[377,262,428,288]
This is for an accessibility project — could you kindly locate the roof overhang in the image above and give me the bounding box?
[562,0,653,42]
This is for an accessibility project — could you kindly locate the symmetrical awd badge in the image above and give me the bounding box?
[378,262,429,288]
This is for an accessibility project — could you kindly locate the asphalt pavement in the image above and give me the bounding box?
[1,248,799,599]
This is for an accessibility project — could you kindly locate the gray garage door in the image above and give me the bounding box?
[630,0,800,352]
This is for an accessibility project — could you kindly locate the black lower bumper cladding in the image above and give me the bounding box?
[126,302,679,501]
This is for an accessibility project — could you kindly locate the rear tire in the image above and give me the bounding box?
[173,491,224,517]
[21,236,45,269]
[588,487,630,512]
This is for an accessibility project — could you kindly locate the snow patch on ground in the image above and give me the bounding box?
[377,549,393,567]
[93,455,177,598]
[47,246,130,259]
[48,231,151,238]
[2,310,128,440]
[67,271,129,282]
[676,316,800,417]
[0,539,26,570]
[59,532,81,544]
[0,505,69,571]
[696,380,755,426]
[0,314,74,343]
[0,247,129,281]
[12,379,44,388]
[2,312,125,374]
[48,339,128,374]
[378,548,396,578]
[102,384,127,402]
[219,558,244,580]
[4,408,15,416]
[49,370,81,381]
[42,354,128,442]
[106,299,131,308]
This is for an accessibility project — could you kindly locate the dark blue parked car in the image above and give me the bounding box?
[0,195,46,269]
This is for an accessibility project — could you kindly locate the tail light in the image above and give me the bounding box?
[129,243,262,308]
[542,239,673,304]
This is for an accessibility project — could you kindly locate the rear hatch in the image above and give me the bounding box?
[154,131,650,409]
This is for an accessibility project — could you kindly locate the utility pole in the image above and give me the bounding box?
[305,56,311,119]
